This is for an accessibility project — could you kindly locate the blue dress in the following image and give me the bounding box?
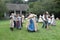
[28,19,35,32]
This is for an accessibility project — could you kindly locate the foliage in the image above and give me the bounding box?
[0,0,60,18]
[53,0,60,13]
[29,0,60,14]
[0,0,7,19]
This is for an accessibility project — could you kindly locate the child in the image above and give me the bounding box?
[48,16,51,26]
[16,14,22,30]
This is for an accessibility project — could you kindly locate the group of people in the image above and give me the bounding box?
[10,11,56,32]
[38,11,56,29]
[10,13,24,31]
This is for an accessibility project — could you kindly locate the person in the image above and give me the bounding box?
[51,14,56,26]
[10,13,14,31]
[26,13,37,32]
[48,15,51,26]
[42,13,48,29]
[21,14,24,27]
[16,14,22,30]
[14,13,17,28]
[22,14,24,23]
[38,15,43,23]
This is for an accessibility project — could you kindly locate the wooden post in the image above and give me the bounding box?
[20,10,22,15]
[14,10,16,14]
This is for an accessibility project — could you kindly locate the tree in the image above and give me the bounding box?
[29,0,55,14]
[0,0,7,19]
[53,0,60,13]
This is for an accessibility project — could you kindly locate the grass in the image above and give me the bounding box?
[0,20,60,40]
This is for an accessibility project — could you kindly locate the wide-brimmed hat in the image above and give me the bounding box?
[28,14,35,19]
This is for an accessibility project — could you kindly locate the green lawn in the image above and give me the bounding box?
[0,20,60,40]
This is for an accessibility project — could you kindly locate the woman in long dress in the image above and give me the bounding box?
[26,14,37,32]
[38,15,43,22]
[10,13,14,31]
[51,14,56,26]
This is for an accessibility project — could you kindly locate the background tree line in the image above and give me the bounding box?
[29,0,60,18]
[0,0,60,19]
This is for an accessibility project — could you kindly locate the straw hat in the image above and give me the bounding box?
[46,11,49,15]
[28,14,35,19]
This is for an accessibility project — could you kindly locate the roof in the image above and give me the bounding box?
[6,3,29,11]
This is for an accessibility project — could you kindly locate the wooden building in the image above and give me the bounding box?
[4,3,29,18]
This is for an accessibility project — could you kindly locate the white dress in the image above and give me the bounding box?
[10,19,14,28]
[38,15,43,22]
[51,15,56,26]
[10,15,14,28]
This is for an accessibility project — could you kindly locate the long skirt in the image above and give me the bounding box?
[27,23,35,32]
[16,21,21,29]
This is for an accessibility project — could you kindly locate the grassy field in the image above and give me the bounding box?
[0,20,60,40]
